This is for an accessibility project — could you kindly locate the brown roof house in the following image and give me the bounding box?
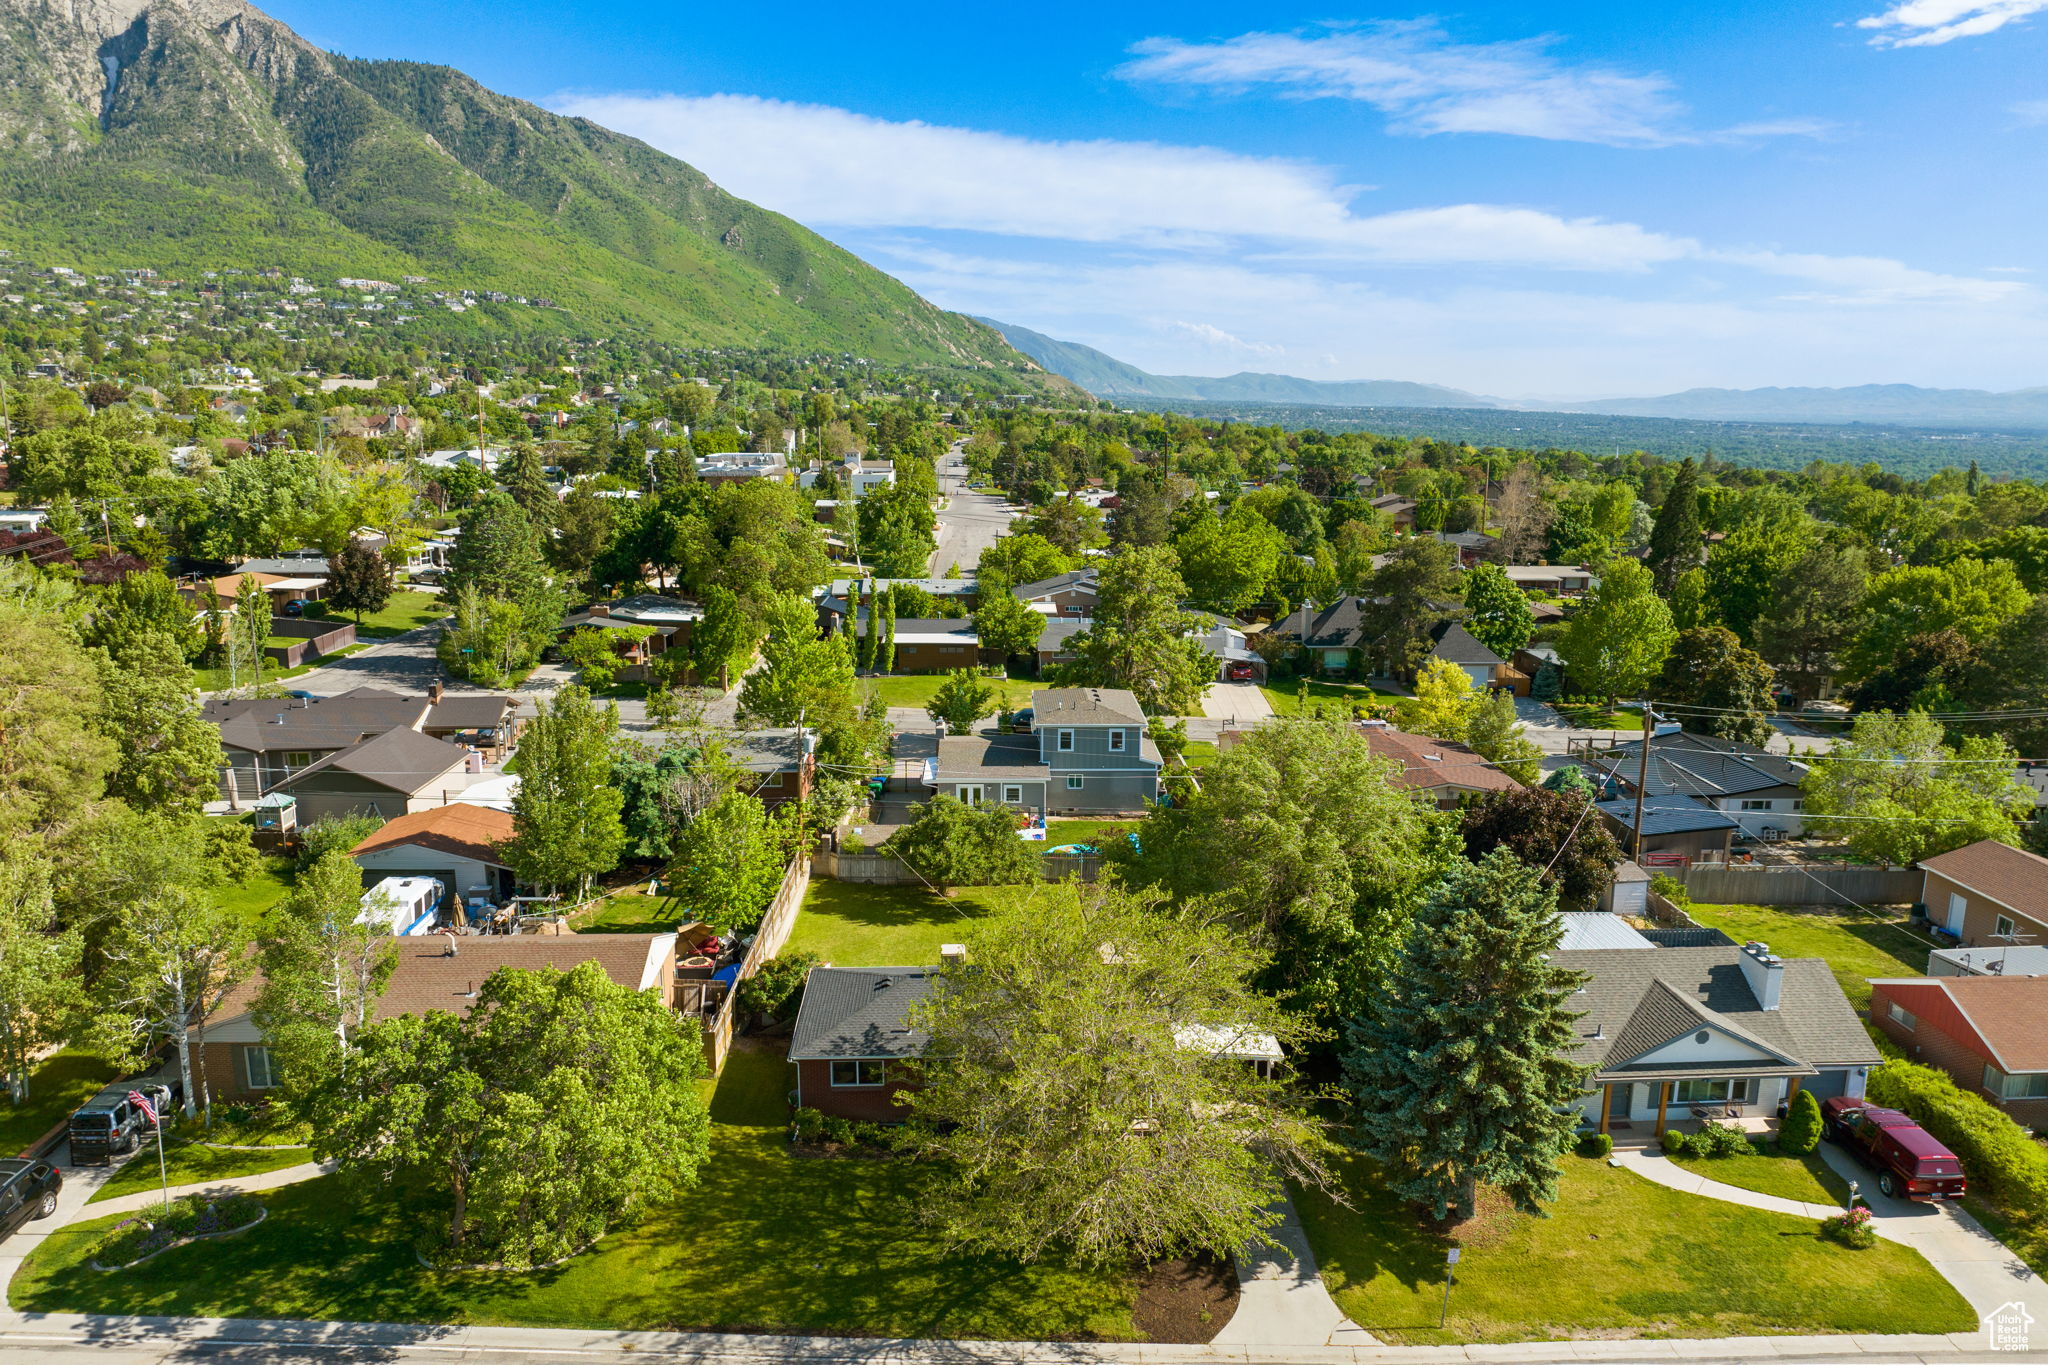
[198,934,679,1101]
[207,687,516,803]
[1356,722,1521,808]
[1920,839,2048,946]
[351,802,519,904]
[1870,976,2048,1128]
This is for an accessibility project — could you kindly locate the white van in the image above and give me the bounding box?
[358,876,445,935]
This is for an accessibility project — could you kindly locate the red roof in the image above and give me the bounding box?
[351,802,515,867]
[1871,976,2048,1072]
[1919,840,2048,922]
[1359,726,1521,795]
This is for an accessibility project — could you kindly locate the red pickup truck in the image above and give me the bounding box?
[1821,1097,1967,1201]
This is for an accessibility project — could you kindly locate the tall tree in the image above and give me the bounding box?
[0,859,85,1103]
[1053,547,1213,715]
[0,598,116,844]
[1645,457,1706,593]
[1401,658,1478,742]
[856,480,938,578]
[905,881,1328,1266]
[1556,559,1676,705]
[738,594,859,731]
[252,851,398,1102]
[313,961,710,1269]
[1754,540,1868,702]
[1362,539,1462,677]
[1489,463,1554,564]
[971,586,1044,663]
[975,533,1072,593]
[1459,562,1535,659]
[501,686,626,901]
[1174,505,1285,616]
[1655,626,1779,748]
[1802,711,2032,865]
[690,585,756,691]
[668,790,785,931]
[325,539,394,627]
[90,634,223,817]
[1459,785,1623,911]
[1842,557,2029,685]
[1344,848,1589,1220]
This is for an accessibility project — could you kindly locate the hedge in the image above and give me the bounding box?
[1867,1060,2048,1214]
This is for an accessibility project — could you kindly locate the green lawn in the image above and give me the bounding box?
[212,856,295,936]
[860,674,1037,711]
[0,1051,119,1157]
[1259,679,1402,717]
[579,891,682,934]
[196,642,374,692]
[783,881,1013,967]
[1666,1141,1853,1205]
[300,590,449,637]
[88,1135,313,1204]
[1044,818,1139,851]
[1684,903,1934,1010]
[1296,1154,1972,1344]
[15,1044,1136,1341]
[1178,740,1221,770]
[1553,704,1645,730]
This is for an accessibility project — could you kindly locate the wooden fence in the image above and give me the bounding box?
[703,854,811,1073]
[1672,862,1922,907]
[813,848,1102,885]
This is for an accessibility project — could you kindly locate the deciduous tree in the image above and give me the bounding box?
[1458,785,1621,911]
[883,796,1040,891]
[325,539,394,627]
[1556,559,1675,705]
[925,669,1000,735]
[1459,562,1534,659]
[501,686,626,901]
[1801,711,2031,865]
[1655,627,1778,749]
[1053,547,1213,715]
[252,851,398,1103]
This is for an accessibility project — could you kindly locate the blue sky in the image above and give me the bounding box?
[269,1,2048,397]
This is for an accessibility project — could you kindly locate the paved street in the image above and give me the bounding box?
[929,450,1017,577]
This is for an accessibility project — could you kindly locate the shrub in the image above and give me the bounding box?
[1578,1131,1613,1158]
[789,1108,826,1145]
[1661,1127,1687,1155]
[1819,1206,1876,1249]
[1780,1089,1824,1155]
[735,950,820,1024]
[1868,1059,2048,1214]
[819,1114,857,1148]
[91,1193,263,1267]
[1684,1121,1754,1159]
[840,832,868,855]
[1649,872,1692,908]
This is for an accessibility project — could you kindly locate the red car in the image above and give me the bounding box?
[1821,1097,1967,1201]
[1224,661,1256,682]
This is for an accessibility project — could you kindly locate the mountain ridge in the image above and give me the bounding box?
[983,315,2048,431]
[0,0,1048,376]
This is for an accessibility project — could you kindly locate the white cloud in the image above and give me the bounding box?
[2012,98,2048,124]
[1115,23,1821,147]
[554,91,1687,268]
[1161,320,1284,356]
[1858,1,2048,47]
[1709,249,2029,304]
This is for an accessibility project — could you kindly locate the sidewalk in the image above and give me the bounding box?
[1210,1195,1374,1347]
[74,1160,332,1221]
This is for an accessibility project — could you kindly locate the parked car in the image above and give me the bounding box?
[1821,1096,1967,1200]
[1224,660,1256,682]
[285,689,319,701]
[282,599,304,617]
[66,1080,177,1167]
[0,1158,62,1236]
[1009,707,1034,734]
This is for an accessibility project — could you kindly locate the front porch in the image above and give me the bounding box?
[1585,1073,1812,1139]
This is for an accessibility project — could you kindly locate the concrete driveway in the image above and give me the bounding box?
[1202,681,1273,726]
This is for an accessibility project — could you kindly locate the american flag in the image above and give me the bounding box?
[127,1090,159,1126]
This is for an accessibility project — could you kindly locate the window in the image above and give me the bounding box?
[1739,799,1772,812]
[1694,1030,1711,1044]
[283,751,312,769]
[759,771,784,789]
[243,1047,278,1091]
[1066,775,1085,790]
[1889,1001,1918,1031]
[830,1060,885,1088]
[2009,1073,2048,1100]
[1108,729,1127,752]
[1056,729,1075,752]
[1001,785,1023,804]
[1791,799,1806,812]
[1996,915,2017,939]
[1673,1078,1751,1104]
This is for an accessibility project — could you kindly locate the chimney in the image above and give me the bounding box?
[1737,940,1784,1010]
[939,944,968,967]
[430,680,445,704]
[590,603,611,618]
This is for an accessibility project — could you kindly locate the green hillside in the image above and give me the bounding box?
[0,0,1048,377]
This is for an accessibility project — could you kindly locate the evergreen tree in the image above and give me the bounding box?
[1655,627,1778,748]
[1780,1089,1823,1156]
[1645,457,1705,593]
[1344,849,1589,1220]
[498,441,557,525]
[880,586,898,673]
[690,585,754,691]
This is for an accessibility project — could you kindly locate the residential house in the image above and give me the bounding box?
[1928,944,2048,977]
[726,729,819,812]
[0,507,50,534]
[1589,731,1810,840]
[559,594,703,681]
[1355,722,1520,808]
[1367,493,1418,532]
[920,687,1161,816]
[695,451,787,484]
[865,615,981,673]
[799,454,897,500]
[420,447,508,473]
[1918,839,2048,947]
[207,687,516,803]
[192,569,326,612]
[820,577,980,630]
[1502,565,1598,597]
[1428,529,1492,566]
[1595,795,1739,863]
[271,726,474,823]
[1269,596,1370,674]
[1010,569,1099,618]
[788,966,935,1120]
[1031,616,1082,676]
[1564,941,1879,1135]
[350,802,518,904]
[1426,621,1510,691]
[1869,976,2048,1128]
[199,934,679,1101]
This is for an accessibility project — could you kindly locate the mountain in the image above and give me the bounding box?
[976,317,1496,409]
[1542,384,2048,429]
[0,0,1041,373]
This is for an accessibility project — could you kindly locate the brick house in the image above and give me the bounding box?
[788,966,935,1120]
[197,934,679,1102]
[1869,976,2048,1128]
[726,729,818,812]
[1918,839,2048,947]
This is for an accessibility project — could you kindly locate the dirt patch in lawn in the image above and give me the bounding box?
[1133,1253,1238,1343]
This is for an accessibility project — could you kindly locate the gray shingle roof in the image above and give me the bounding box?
[277,726,470,795]
[1593,732,1807,800]
[1429,621,1505,667]
[1033,687,1145,724]
[1011,570,1098,600]
[932,733,1050,781]
[1556,947,1879,1080]
[789,967,936,1060]
[1596,796,1740,836]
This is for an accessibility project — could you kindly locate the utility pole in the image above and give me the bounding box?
[1630,696,1654,862]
